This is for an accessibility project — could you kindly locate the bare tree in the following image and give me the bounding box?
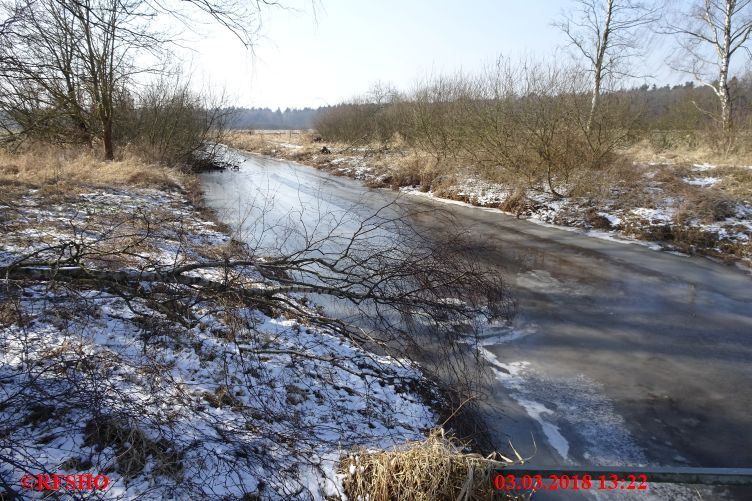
[665,0,752,132]
[71,0,148,160]
[0,0,275,160]
[555,0,658,131]
[0,0,91,145]
[0,0,168,157]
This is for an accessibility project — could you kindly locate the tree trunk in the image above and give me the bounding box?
[719,1,733,132]
[586,0,613,133]
[587,74,602,133]
[102,117,114,161]
[719,75,732,132]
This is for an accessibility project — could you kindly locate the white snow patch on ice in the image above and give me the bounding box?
[516,398,570,459]
[477,348,570,460]
[477,346,652,467]
[475,321,537,346]
[516,270,567,293]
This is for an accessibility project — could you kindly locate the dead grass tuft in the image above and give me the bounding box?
[84,416,183,479]
[675,189,739,224]
[223,130,274,153]
[0,143,186,192]
[498,188,528,214]
[202,386,243,409]
[0,300,31,328]
[625,133,752,167]
[670,226,720,253]
[384,161,424,189]
[585,208,613,230]
[384,152,446,191]
[340,428,522,501]
[714,165,752,199]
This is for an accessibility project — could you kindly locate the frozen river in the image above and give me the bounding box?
[201,151,752,499]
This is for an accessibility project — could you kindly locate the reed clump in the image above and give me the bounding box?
[340,428,525,501]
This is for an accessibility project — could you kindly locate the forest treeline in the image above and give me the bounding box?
[226,78,752,135]
[224,107,320,130]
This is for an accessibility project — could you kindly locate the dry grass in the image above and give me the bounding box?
[226,129,752,198]
[0,143,186,193]
[624,133,752,167]
[223,130,318,155]
[340,429,523,501]
[0,299,29,328]
[713,165,752,200]
[675,189,739,223]
[222,130,276,153]
[83,415,183,479]
[377,152,443,190]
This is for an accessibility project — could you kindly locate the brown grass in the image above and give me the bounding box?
[223,130,319,156]
[624,133,752,167]
[675,189,739,224]
[83,416,183,479]
[222,130,276,153]
[378,153,431,189]
[0,299,30,328]
[0,143,186,192]
[340,429,523,501]
[714,165,752,200]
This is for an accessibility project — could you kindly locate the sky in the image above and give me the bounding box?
[185,0,685,110]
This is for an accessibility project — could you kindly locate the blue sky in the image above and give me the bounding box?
[188,0,685,109]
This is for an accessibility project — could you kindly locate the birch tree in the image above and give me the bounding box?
[666,0,752,132]
[556,0,658,131]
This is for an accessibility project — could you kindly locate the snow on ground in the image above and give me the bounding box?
[399,187,678,253]
[399,175,751,266]
[328,156,373,180]
[629,207,674,224]
[0,187,436,500]
[452,178,510,206]
[683,176,721,187]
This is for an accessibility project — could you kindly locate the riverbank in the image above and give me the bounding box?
[0,149,439,499]
[223,131,752,269]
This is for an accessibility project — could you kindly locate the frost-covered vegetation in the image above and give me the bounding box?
[0,163,437,499]
[0,145,512,499]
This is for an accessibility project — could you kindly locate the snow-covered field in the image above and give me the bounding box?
[0,186,436,499]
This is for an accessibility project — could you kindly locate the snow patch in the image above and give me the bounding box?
[683,176,720,187]
[0,186,437,500]
[630,207,674,223]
